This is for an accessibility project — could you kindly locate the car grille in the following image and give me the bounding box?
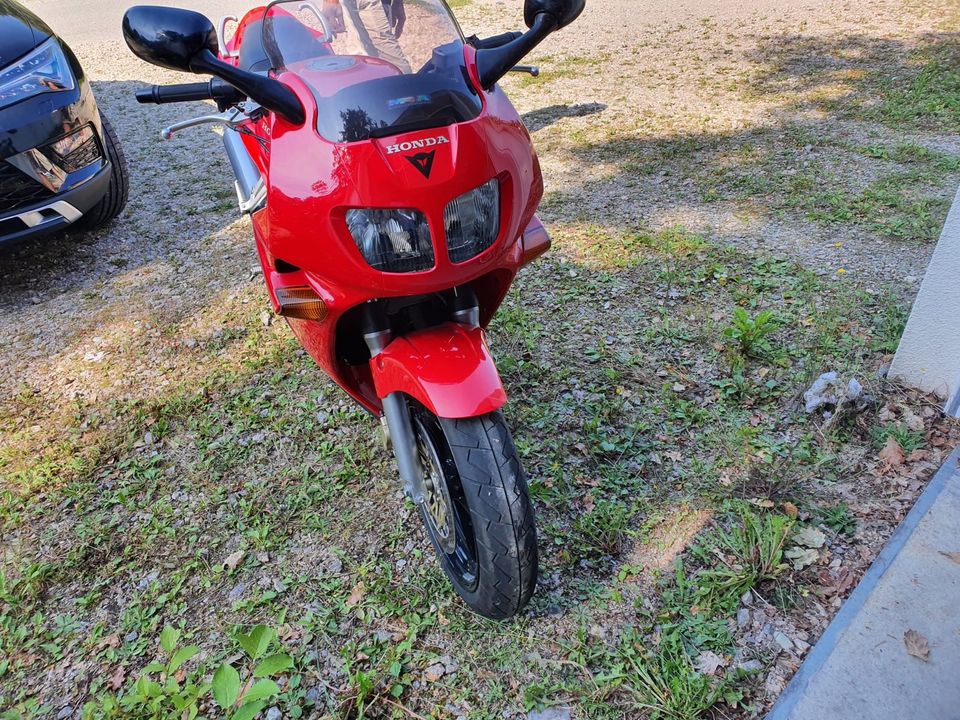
[53,133,103,173]
[0,161,53,214]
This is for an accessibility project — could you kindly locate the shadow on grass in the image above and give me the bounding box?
[529,32,960,246]
[521,102,607,132]
[745,31,960,132]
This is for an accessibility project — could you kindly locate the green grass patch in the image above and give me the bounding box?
[874,46,960,132]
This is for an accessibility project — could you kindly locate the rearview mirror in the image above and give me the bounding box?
[476,0,585,89]
[121,4,305,126]
[523,0,585,30]
[122,5,218,73]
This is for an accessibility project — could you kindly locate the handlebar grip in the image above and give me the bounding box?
[469,31,524,49]
[136,82,214,104]
[136,79,247,107]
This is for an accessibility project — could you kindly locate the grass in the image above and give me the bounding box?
[873,44,960,132]
[5,8,960,717]
[817,504,857,536]
[724,308,780,359]
[871,423,926,453]
[5,219,916,717]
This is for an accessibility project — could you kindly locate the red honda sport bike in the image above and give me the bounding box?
[122,0,584,619]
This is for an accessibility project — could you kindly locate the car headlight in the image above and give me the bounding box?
[346,208,434,273]
[0,39,76,110]
[444,179,500,263]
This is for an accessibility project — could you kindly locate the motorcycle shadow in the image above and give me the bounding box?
[521,102,607,133]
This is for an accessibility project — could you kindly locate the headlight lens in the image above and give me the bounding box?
[444,179,500,263]
[346,208,434,273]
[0,39,76,109]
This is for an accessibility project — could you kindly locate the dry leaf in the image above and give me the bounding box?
[794,526,827,549]
[346,581,365,607]
[107,665,126,690]
[901,407,925,432]
[98,633,121,650]
[782,501,799,518]
[939,551,960,565]
[785,546,819,570]
[694,651,727,676]
[223,551,245,571]
[879,437,905,468]
[904,629,930,661]
[816,567,855,596]
[583,493,595,513]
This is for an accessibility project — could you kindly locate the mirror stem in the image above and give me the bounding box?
[189,49,306,125]
[475,12,557,90]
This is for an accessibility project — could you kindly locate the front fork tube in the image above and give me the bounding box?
[362,287,480,504]
[381,391,426,504]
[364,326,428,504]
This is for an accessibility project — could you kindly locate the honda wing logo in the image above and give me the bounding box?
[385,135,449,154]
[405,151,436,179]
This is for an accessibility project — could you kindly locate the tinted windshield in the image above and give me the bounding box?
[262,0,481,142]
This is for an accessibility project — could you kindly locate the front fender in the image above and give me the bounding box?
[370,323,507,418]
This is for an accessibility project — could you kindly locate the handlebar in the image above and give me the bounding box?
[467,33,539,77]
[135,78,245,107]
[468,31,524,49]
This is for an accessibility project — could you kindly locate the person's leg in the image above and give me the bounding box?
[353,0,411,73]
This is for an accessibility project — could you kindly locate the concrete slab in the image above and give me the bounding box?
[767,448,960,720]
[890,185,960,417]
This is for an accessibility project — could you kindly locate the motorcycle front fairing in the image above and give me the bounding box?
[247,1,547,416]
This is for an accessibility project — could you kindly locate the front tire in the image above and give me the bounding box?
[410,403,537,619]
[75,112,129,231]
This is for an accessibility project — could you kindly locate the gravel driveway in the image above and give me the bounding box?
[6,0,954,431]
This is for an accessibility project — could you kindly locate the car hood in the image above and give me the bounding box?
[0,0,54,69]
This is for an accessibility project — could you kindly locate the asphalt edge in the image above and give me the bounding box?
[765,445,960,720]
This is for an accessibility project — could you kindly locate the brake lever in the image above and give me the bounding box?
[160,109,247,140]
[509,65,540,77]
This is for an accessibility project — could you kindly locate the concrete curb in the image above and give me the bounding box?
[889,183,960,416]
[765,445,960,719]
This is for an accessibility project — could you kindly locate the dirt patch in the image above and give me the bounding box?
[629,508,714,574]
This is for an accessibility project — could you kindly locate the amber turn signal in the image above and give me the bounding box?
[521,220,551,265]
[275,286,327,321]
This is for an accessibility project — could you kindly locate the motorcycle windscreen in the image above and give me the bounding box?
[261,0,481,142]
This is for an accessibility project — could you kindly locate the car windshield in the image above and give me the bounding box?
[261,0,482,142]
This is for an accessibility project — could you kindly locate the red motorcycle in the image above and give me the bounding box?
[121,0,584,619]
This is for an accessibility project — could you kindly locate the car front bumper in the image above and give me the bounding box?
[0,46,110,245]
[0,160,111,243]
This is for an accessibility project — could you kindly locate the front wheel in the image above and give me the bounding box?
[409,403,537,619]
[74,112,129,232]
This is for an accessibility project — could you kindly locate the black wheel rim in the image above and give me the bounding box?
[411,409,479,592]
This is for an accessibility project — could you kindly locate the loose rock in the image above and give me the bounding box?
[527,709,573,720]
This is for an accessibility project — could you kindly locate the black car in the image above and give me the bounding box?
[0,0,128,244]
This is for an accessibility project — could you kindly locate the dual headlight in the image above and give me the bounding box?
[0,39,75,110]
[346,179,500,273]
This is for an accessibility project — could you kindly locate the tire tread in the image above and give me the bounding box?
[434,411,537,618]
